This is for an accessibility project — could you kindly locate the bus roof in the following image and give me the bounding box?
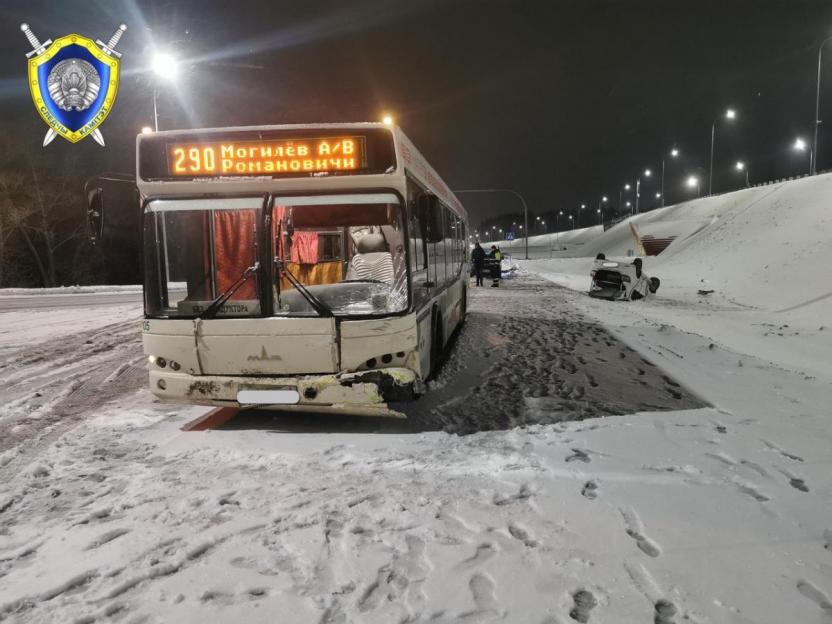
[136,122,467,221]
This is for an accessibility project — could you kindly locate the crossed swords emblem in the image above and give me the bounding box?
[20,23,127,147]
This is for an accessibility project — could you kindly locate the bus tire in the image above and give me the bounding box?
[430,310,443,379]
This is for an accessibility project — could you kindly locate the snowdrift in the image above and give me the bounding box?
[512,174,832,313]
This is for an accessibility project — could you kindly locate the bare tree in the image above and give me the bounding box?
[0,150,88,287]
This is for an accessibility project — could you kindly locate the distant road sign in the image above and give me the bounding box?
[506,232,515,240]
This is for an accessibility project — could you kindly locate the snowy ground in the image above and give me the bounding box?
[1,269,831,623]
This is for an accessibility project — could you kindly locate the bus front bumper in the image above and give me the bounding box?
[149,367,419,418]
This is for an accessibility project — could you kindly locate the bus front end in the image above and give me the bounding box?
[137,124,466,417]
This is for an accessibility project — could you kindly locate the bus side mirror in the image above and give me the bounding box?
[87,187,104,244]
[416,194,443,243]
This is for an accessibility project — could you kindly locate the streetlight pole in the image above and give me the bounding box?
[596,196,607,227]
[660,149,678,208]
[153,84,159,131]
[709,109,736,195]
[636,170,650,214]
[813,36,832,176]
[453,189,531,259]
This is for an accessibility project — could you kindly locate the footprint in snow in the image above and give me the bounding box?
[493,483,535,506]
[824,529,832,551]
[469,572,499,612]
[566,449,591,464]
[569,589,597,623]
[796,579,832,619]
[705,451,738,467]
[507,522,538,548]
[739,459,770,478]
[762,439,804,462]
[620,507,661,558]
[581,481,598,500]
[456,543,497,570]
[734,479,770,502]
[654,599,679,624]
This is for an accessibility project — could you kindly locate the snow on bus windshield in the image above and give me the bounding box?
[272,194,408,316]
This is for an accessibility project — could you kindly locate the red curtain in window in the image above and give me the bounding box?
[212,210,257,300]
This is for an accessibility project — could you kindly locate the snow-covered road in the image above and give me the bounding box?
[1,274,831,623]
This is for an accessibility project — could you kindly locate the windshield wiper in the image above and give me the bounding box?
[200,262,260,319]
[275,258,333,317]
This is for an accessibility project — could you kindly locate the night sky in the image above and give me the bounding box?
[3,0,832,231]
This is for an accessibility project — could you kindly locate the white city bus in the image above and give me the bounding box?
[127,123,467,417]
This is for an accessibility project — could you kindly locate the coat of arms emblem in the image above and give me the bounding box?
[21,23,127,146]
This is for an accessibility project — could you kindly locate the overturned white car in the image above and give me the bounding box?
[589,255,660,301]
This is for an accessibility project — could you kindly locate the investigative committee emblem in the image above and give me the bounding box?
[21,23,127,147]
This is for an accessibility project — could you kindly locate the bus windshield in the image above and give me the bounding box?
[143,194,409,318]
[272,193,408,316]
[143,197,263,318]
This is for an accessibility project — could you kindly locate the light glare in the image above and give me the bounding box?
[794,138,807,151]
[726,109,736,120]
[152,52,178,80]
[141,126,154,134]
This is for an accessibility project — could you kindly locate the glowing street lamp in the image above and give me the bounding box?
[382,114,394,126]
[151,52,179,80]
[686,175,701,197]
[794,137,813,174]
[735,161,749,187]
[568,214,575,229]
[596,207,603,225]
[141,126,154,134]
[709,108,738,195]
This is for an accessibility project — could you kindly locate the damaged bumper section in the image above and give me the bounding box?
[149,367,419,418]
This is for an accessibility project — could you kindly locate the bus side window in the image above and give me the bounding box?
[409,200,430,305]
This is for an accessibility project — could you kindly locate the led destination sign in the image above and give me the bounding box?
[166,136,365,177]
